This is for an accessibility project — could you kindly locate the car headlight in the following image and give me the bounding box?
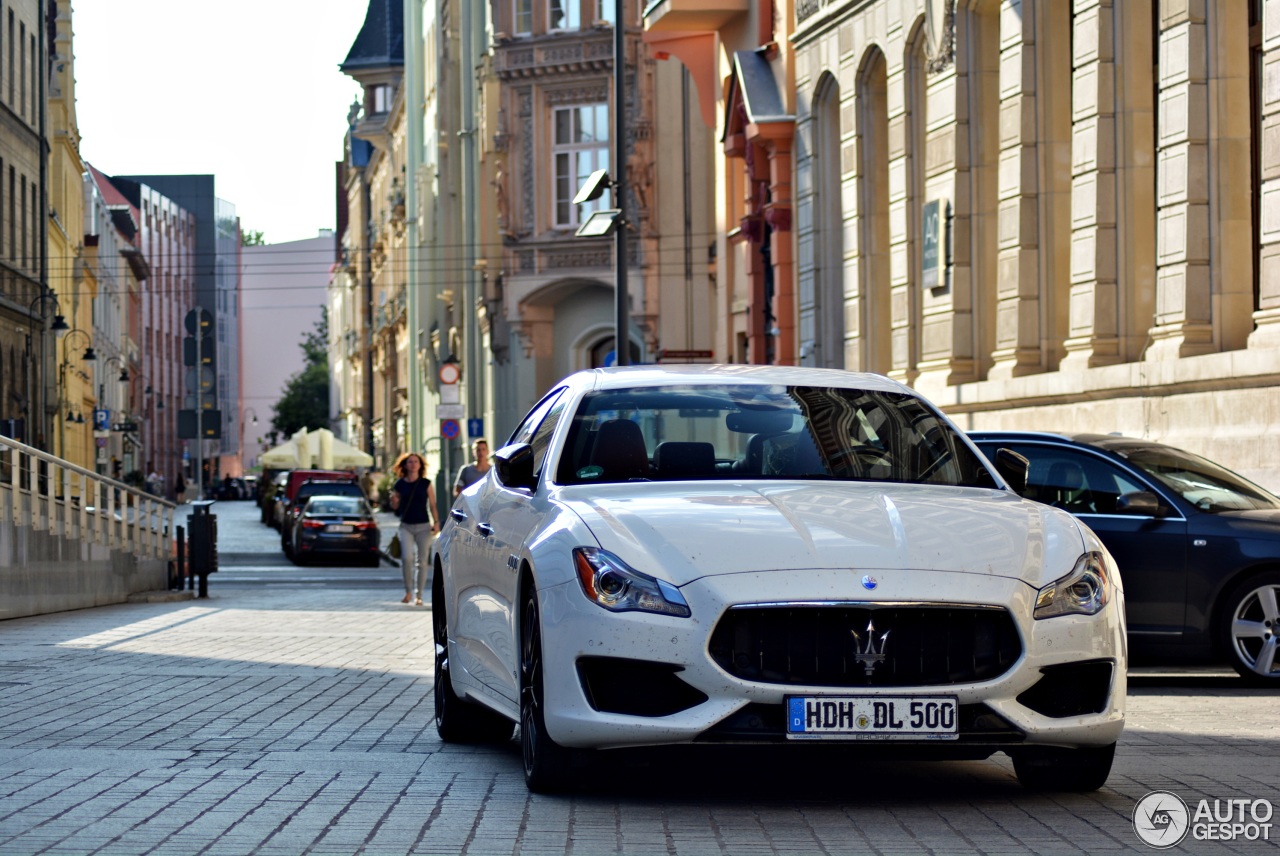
[573,547,691,618]
[1034,551,1110,619]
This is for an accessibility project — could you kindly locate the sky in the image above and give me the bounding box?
[74,0,369,245]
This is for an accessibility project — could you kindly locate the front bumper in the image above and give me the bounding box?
[537,567,1126,751]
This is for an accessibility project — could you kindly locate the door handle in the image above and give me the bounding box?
[477,522,494,537]
[451,508,467,522]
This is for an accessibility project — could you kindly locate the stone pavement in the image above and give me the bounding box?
[1,502,1279,854]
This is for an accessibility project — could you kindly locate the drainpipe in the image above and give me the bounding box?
[38,0,49,450]
[405,0,422,456]
[464,0,484,438]
[362,175,375,461]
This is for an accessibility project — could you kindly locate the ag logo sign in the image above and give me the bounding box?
[1133,791,1190,848]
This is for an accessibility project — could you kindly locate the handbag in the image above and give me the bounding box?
[389,533,402,559]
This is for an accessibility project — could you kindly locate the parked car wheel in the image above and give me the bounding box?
[520,582,578,793]
[432,577,514,744]
[1012,743,1116,792]
[1219,571,1280,684]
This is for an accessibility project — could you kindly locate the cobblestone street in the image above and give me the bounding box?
[1,565,1278,854]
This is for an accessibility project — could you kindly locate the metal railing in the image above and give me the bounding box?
[0,433,176,560]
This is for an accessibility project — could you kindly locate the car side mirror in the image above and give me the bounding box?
[494,443,537,491]
[1115,490,1163,517]
[993,448,1029,495]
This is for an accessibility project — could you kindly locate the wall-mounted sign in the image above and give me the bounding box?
[922,199,943,289]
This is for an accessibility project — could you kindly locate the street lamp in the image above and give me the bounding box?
[26,289,69,449]
[57,328,96,461]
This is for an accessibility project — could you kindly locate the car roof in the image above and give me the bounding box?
[562,365,914,395]
[967,429,1179,455]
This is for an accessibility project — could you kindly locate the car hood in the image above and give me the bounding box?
[557,482,1084,589]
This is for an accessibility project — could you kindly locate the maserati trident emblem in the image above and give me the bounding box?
[861,575,878,590]
[851,619,890,676]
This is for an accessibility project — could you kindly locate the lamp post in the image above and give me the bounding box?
[26,289,69,449]
[57,328,96,463]
[98,356,131,476]
[573,0,630,366]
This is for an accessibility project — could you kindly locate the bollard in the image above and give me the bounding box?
[187,500,218,598]
[174,524,186,590]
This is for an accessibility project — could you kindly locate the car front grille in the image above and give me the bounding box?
[708,604,1022,687]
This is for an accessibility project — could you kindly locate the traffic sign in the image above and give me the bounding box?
[95,437,108,448]
[438,404,464,420]
[439,362,461,384]
[93,409,110,431]
[468,418,484,438]
[441,419,460,439]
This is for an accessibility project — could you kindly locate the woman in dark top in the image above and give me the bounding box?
[390,452,438,605]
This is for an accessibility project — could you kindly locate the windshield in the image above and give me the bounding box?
[555,384,996,488]
[1120,446,1280,512]
[305,498,366,515]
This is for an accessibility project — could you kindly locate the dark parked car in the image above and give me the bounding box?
[290,494,381,566]
[281,479,367,558]
[970,431,1280,683]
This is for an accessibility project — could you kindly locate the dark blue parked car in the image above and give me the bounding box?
[969,431,1280,684]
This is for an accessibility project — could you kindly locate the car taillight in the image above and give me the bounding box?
[301,519,326,530]
[353,520,377,529]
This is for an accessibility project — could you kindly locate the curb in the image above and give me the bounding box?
[127,590,197,604]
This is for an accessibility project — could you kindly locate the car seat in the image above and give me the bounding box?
[588,419,650,481]
[1044,460,1092,512]
[653,441,715,479]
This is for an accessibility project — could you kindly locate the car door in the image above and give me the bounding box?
[457,389,567,703]
[976,440,1190,638]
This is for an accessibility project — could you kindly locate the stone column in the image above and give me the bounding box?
[990,0,1044,378]
[1251,0,1280,347]
[1147,0,1252,359]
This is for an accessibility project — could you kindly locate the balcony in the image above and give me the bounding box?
[642,0,748,32]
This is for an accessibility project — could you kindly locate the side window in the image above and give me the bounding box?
[530,399,568,478]
[989,444,1144,515]
[508,388,567,448]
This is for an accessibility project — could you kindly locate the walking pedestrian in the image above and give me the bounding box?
[453,438,491,496]
[389,452,438,606]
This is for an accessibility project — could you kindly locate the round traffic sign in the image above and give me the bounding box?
[439,362,461,385]
[441,419,460,439]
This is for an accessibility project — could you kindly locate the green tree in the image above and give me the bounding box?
[241,229,266,246]
[271,310,330,438]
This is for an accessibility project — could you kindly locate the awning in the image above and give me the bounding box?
[258,428,374,470]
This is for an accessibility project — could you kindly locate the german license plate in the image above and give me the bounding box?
[785,695,959,740]
[326,524,354,533]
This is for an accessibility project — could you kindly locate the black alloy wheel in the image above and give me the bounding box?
[432,574,515,743]
[1219,571,1280,685]
[520,583,576,792]
[1011,743,1115,792]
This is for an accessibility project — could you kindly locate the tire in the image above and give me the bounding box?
[1218,571,1280,684]
[432,575,515,744]
[281,533,293,559]
[520,582,579,793]
[1011,743,1115,792]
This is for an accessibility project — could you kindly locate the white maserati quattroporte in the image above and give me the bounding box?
[432,366,1126,792]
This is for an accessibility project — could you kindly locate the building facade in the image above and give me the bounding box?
[485,0,715,433]
[241,233,334,472]
[338,0,406,472]
[105,176,196,494]
[786,0,1280,489]
[0,0,52,450]
[643,0,795,369]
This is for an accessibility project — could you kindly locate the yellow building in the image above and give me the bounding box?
[47,1,92,468]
